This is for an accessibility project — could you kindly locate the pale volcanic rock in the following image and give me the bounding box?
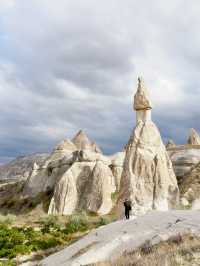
[23,131,103,197]
[48,162,95,215]
[168,148,200,178]
[84,160,116,215]
[133,77,152,111]
[117,78,179,215]
[23,140,76,196]
[109,152,125,191]
[188,128,200,145]
[77,150,111,164]
[72,130,101,153]
[48,160,116,215]
[179,162,200,208]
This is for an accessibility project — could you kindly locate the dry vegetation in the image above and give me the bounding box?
[92,234,200,266]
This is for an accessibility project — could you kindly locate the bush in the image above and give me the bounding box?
[0,215,16,225]
[63,213,89,234]
[97,217,109,226]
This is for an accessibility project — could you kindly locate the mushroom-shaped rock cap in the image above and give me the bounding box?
[134,77,152,111]
[188,128,200,145]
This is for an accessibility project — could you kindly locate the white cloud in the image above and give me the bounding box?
[0,0,200,162]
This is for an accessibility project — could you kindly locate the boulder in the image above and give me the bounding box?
[117,78,179,215]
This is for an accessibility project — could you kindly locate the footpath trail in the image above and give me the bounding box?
[40,210,200,266]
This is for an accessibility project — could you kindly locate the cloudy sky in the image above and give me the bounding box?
[0,0,200,163]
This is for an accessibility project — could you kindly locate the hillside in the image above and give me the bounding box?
[0,153,49,182]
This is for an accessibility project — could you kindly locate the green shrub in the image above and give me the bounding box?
[63,213,89,234]
[97,217,109,226]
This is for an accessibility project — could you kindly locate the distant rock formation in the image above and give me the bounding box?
[166,139,176,149]
[72,130,101,153]
[0,153,48,182]
[117,78,179,215]
[168,148,200,179]
[188,128,200,145]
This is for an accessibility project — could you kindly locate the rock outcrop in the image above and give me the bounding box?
[23,131,102,197]
[22,130,117,215]
[117,78,179,215]
[168,147,200,179]
[48,151,116,215]
[179,162,200,209]
[187,128,200,145]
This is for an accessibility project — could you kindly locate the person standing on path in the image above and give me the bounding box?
[124,199,132,219]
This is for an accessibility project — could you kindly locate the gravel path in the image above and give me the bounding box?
[40,210,200,266]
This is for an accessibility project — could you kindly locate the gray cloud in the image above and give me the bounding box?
[0,0,200,163]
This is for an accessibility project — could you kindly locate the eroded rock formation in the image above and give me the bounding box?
[72,130,101,153]
[48,151,116,215]
[23,131,102,197]
[188,128,200,145]
[117,78,179,215]
[168,148,200,179]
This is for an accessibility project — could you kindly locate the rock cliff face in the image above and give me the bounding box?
[117,78,179,215]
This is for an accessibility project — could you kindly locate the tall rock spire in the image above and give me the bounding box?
[117,78,179,216]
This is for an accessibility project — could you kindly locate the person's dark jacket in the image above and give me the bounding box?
[124,200,132,210]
